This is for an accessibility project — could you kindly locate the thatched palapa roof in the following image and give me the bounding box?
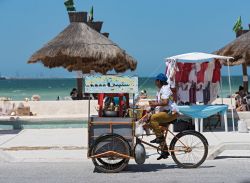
[28,22,137,74]
[215,30,250,66]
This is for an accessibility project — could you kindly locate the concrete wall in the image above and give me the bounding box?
[1,99,250,127]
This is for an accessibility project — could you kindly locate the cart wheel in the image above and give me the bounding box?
[169,130,208,168]
[91,134,130,173]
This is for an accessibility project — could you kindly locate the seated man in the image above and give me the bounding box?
[70,88,78,100]
[149,73,178,160]
[235,86,247,111]
[140,90,148,99]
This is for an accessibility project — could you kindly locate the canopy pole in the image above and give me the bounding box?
[227,59,235,132]
[220,74,223,104]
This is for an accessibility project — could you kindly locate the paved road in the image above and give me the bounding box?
[0,158,250,183]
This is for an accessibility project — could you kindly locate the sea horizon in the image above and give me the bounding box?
[0,76,247,101]
[0,74,247,79]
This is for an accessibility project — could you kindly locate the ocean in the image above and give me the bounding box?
[0,77,245,101]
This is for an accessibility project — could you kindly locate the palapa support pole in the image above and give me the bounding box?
[236,28,250,93]
[68,12,88,100]
[77,78,83,99]
[76,71,83,99]
[242,61,248,93]
[67,12,104,100]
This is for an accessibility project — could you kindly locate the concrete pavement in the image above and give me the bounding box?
[0,128,250,162]
[0,158,250,183]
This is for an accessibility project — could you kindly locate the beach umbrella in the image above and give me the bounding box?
[28,17,137,73]
[215,26,250,92]
[28,12,137,98]
[215,29,250,66]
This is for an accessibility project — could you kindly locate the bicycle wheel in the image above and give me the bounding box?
[91,134,131,173]
[170,130,208,168]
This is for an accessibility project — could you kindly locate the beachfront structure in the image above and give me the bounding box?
[27,12,137,98]
[216,24,250,92]
[165,52,235,132]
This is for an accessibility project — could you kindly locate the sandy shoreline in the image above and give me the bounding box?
[0,100,98,122]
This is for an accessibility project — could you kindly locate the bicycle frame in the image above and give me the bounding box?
[136,125,190,153]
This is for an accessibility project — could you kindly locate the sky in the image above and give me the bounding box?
[0,0,250,78]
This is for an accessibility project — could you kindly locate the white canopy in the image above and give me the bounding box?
[165,52,233,61]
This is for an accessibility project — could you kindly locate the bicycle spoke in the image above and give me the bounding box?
[171,132,208,168]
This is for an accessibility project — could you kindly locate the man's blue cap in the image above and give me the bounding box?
[155,73,167,82]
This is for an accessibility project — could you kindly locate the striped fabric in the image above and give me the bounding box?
[233,16,243,33]
[64,0,76,12]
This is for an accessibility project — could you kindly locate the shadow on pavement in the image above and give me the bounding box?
[216,156,250,159]
[92,164,176,173]
[125,164,177,172]
[93,163,215,173]
[124,164,215,173]
[0,130,22,135]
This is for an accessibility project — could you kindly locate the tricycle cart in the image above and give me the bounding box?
[85,75,208,173]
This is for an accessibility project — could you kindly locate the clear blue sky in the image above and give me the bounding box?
[0,0,250,78]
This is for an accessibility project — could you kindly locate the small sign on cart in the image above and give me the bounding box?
[84,75,138,93]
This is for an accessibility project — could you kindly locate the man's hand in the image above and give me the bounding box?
[149,99,168,107]
[149,100,157,107]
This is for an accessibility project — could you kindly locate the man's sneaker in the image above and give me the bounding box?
[150,136,164,144]
[157,152,170,160]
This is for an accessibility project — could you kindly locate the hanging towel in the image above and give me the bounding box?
[196,83,205,102]
[203,82,211,104]
[178,82,191,103]
[204,61,215,82]
[175,62,183,83]
[165,60,176,86]
[197,62,208,83]
[212,59,222,83]
[210,82,220,103]
[181,63,193,83]
[189,82,196,104]
[188,64,197,83]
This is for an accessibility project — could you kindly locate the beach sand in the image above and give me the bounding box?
[0,100,98,122]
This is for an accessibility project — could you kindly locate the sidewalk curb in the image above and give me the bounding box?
[0,146,86,151]
[207,142,250,160]
[0,150,16,162]
[0,145,226,162]
[2,142,250,162]
[0,130,25,147]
